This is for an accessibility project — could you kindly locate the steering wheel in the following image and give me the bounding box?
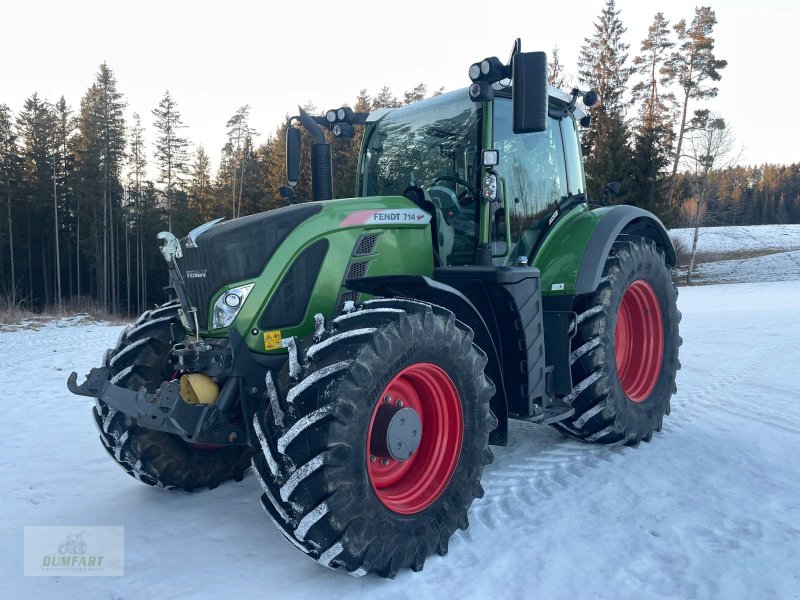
[431,175,479,197]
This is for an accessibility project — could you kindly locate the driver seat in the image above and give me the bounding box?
[426,186,458,264]
[403,186,455,266]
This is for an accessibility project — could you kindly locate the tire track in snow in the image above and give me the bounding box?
[665,320,800,434]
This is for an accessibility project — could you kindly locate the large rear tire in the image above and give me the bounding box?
[93,303,254,490]
[551,237,681,445]
[251,299,496,578]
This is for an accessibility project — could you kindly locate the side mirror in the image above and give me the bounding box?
[512,51,548,134]
[286,126,301,187]
[601,181,621,204]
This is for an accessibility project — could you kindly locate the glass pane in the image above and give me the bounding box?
[561,116,585,196]
[493,98,568,249]
[362,91,480,265]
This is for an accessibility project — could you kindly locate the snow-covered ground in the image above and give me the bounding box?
[669,224,800,254]
[2,279,799,598]
[675,249,800,285]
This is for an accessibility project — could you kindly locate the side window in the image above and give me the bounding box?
[493,98,568,245]
[561,116,585,195]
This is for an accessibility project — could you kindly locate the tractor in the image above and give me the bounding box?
[68,42,680,578]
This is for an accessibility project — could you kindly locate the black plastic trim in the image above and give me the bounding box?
[259,238,329,330]
[575,206,676,294]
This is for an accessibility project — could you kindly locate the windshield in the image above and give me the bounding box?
[362,90,480,196]
[361,91,481,266]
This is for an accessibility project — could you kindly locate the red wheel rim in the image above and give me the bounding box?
[615,280,664,402]
[367,363,463,515]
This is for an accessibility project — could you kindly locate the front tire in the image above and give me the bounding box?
[251,299,496,578]
[552,237,681,445]
[93,303,254,490]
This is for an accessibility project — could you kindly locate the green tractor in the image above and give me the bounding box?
[68,43,680,578]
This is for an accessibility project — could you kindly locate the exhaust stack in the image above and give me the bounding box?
[298,107,333,201]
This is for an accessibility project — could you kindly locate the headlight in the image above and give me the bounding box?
[212,284,253,329]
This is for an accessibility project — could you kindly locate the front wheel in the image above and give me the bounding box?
[551,237,681,445]
[251,298,496,578]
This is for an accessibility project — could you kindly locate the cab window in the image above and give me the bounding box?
[493,98,568,247]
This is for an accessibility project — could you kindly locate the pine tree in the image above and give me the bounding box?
[74,64,127,311]
[152,91,188,232]
[372,87,401,109]
[17,93,57,305]
[51,96,77,304]
[0,105,23,305]
[664,6,727,204]
[127,113,147,313]
[189,146,213,221]
[224,105,258,218]
[578,0,633,199]
[548,46,569,90]
[629,12,675,218]
[403,83,427,105]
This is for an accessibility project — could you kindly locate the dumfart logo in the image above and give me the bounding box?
[25,526,124,576]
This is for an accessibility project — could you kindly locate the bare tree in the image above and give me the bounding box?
[681,112,737,283]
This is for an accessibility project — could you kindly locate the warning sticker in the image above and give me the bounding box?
[263,330,282,350]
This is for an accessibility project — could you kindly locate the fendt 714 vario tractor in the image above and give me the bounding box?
[69,43,680,578]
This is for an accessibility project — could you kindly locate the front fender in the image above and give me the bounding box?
[533,205,675,296]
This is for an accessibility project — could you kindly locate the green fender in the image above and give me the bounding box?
[532,204,675,297]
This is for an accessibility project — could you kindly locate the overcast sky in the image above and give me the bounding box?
[2,0,796,178]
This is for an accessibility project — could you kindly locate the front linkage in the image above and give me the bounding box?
[67,367,243,446]
[68,326,272,448]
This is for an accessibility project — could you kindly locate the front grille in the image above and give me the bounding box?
[177,203,322,330]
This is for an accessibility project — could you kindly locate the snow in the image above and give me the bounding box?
[676,249,800,285]
[3,281,800,598]
[669,223,800,254]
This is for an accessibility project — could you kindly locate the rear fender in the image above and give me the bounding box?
[533,205,675,296]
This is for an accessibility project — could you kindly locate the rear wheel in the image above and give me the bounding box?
[94,303,254,490]
[551,237,681,445]
[251,299,496,577]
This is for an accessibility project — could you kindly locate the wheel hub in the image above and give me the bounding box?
[370,405,422,461]
[366,362,463,515]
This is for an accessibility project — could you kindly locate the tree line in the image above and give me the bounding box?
[1,1,797,313]
[0,70,433,313]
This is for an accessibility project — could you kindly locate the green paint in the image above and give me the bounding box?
[532,205,610,296]
[221,196,433,353]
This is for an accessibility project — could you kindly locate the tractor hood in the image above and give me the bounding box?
[177,203,323,331]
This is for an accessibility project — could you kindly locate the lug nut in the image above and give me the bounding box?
[381,458,389,466]
[397,400,404,407]
[383,395,391,403]
[370,455,376,463]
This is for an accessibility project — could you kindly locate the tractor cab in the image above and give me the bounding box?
[358,86,589,268]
